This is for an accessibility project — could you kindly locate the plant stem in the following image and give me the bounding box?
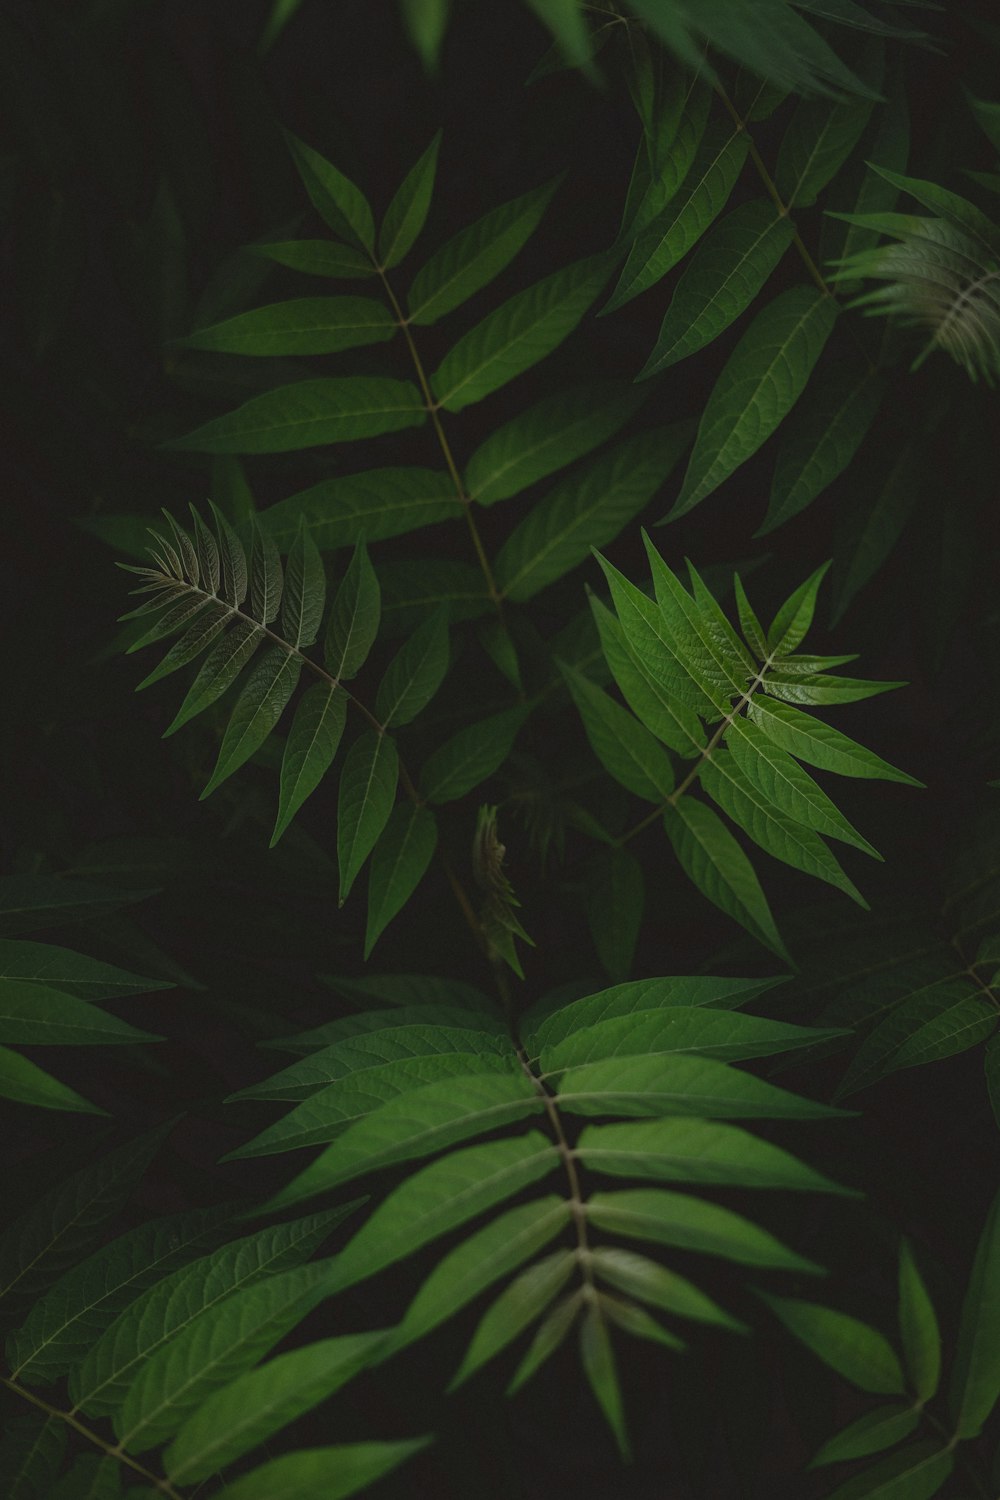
[0,1375,183,1498]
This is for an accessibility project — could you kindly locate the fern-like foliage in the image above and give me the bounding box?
[829,166,1000,383]
[757,1189,1000,1498]
[225,970,856,1456]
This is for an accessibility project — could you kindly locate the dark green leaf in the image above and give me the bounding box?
[250,239,376,279]
[207,1440,430,1500]
[0,981,160,1047]
[450,1252,576,1389]
[200,647,302,799]
[898,1238,941,1403]
[163,618,262,737]
[775,90,875,208]
[375,608,449,728]
[747,696,920,783]
[810,1405,921,1468]
[379,130,441,268]
[579,1303,630,1458]
[588,1245,742,1330]
[284,131,375,252]
[949,1187,1000,1437]
[588,1190,822,1272]
[420,707,528,803]
[757,1293,906,1393]
[165,378,426,454]
[590,593,706,757]
[556,1051,844,1122]
[176,297,396,355]
[0,1049,105,1115]
[271,684,348,847]
[0,942,170,1002]
[585,846,644,983]
[337,731,400,905]
[281,522,325,646]
[560,660,675,802]
[663,798,790,960]
[822,1440,952,1499]
[364,803,437,957]
[324,541,381,681]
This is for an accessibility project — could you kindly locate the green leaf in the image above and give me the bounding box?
[556,1051,845,1124]
[0,1131,171,1318]
[834,984,996,1099]
[114,1261,336,1453]
[699,751,868,906]
[623,77,712,239]
[524,0,595,73]
[431,252,612,412]
[6,1205,230,1386]
[898,1238,941,1403]
[866,164,1000,259]
[209,501,249,604]
[760,361,884,533]
[0,980,160,1047]
[822,1440,952,1500]
[389,1196,571,1354]
[663,798,790,960]
[638,199,794,377]
[579,1303,630,1458]
[734,575,768,660]
[380,560,489,634]
[249,523,282,624]
[775,90,875,208]
[758,1293,906,1393]
[400,0,451,74]
[464,382,646,506]
[281,522,326,647]
[165,378,426,454]
[48,1453,121,1500]
[135,603,230,691]
[364,803,437,957]
[266,1004,502,1057]
[747,696,920,783]
[0,1047,105,1115]
[250,239,376,278]
[585,846,644,983]
[283,131,375,252]
[542,1006,847,1073]
[0,877,155,938]
[762,671,904,706]
[210,1440,430,1500]
[497,425,691,601]
[408,178,559,324]
[669,287,838,520]
[587,1190,822,1273]
[0,942,170,1002]
[810,1405,921,1468]
[324,540,381,680]
[379,130,441,268]
[588,1245,743,1331]
[271,684,348,847]
[559,660,675,802]
[163,618,262,737]
[265,1073,542,1208]
[604,122,749,313]
[199,646,302,799]
[164,1332,386,1483]
[337,731,400,905]
[725,718,879,858]
[594,552,715,718]
[375,608,449,727]
[949,1186,1000,1437]
[830,448,921,624]
[419,707,527,803]
[589,594,706,757]
[767,561,832,655]
[71,1209,350,1416]
[832,78,910,288]
[450,1251,576,1389]
[176,297,396,355]
[0,1413,66,1500]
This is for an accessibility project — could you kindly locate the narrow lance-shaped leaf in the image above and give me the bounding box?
[283,130,375,252]
[0,941,171,1001]
[775,86,876,209]
[898,1238,941,1403]
[379,130,441,268]
[181,1438,430,1500]
[337,731,400,905]
[809,1404,921,1469]
[0,1047,105,1116]
[559,660,675,802]
[431,252,613,412]
[0,980,161,1047]
[163,617,262,738]
[756,1292,907,1394]
[419,706,528,804]
[585,846,644,984]
[271,683,348,848]
[586,1189,823,1273]
[261,468,461,552]
[580,1303,630,1459]
[747,696,921,783]
[324,540,380,681]
[209,500,248,605]
[164,377,426,455]
[364,803,437,958]
[668,287,838,520]
[449,1251,576,1389]
[589,591,706,757]
[175,297,396,356]
[250,239,377,279]
[949,1186,1000,1437]
[375,608,449,728]
[200,647,302,800]
[280,521,325,647]
[767,561,832,656]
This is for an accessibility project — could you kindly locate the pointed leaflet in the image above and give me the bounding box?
[387,1197,571,1354]
[0,877,155,938]
[507,1290,583,1393]
[580,1303,630,1459]
[541,1006,847,1072]
[623,78,712,240]
[309,1134,559,1295]
[775,87,875,208]
[747,696,920,783]
[47,1454,120,1498]
[419,706,527,804]
[407,178,559,324]
[576,1118,848,1196]
[364,803,437,957]
[430,252,612,412]
[866,165,1000,259]
[604,122,749,313]
[0,981,160,1047]
[524,0,594,73]
[283,131,375,252]
[250,239,376,278]
[400,0,450,73]
[555,1052,845,1123]
[663,798,791,960]
[379,559,488,634]
[163,617,262,737]
[757,1293,906,1393]
[585,846,644,983]
[0,1413,66,1499]
[449,1251,576,1389]
[189,506,220,593]
[0,1130,172,1322]
[734,575,768,660]
[639,200,794,377]
[262,468,460,550]
[175,297,396,355]
[379,130,440,268]
[834,984,995,1099]
[586,1190,822,1273]
[559,661,674,802]
[0,1047,104,1114]
[134,604,230,691]
[588,1246,742,1331]
[375,607,449,727]
[324,540,380,680]
[464,382,646,506]
[199,647,301,799]
[164,378,425,454]
[496,424,691,602]
[0,941,170,1001]
[113,1261,336,1453]
[669,287,837,520]
[337,731,399,905]
[70,1209,351,1416]
[208,500,248,604]
[271,683,347,847]
[589,593,706,757]
[831,74,910,288]
[594,552,716,717]
[699,751,868,906]
[164,1332,385,1484]
[761,360,884,533]
[266,1003,502,1057]
[830,448,921,624]
[898,1238,940,1403]
[264,1074,543,1208]
[810,1405,921,1468]
[950,1187,1000,1437]
[642,539,750,708]
[762,671,904,706]
[280,520,325,646]
[202,1440,429,1500]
